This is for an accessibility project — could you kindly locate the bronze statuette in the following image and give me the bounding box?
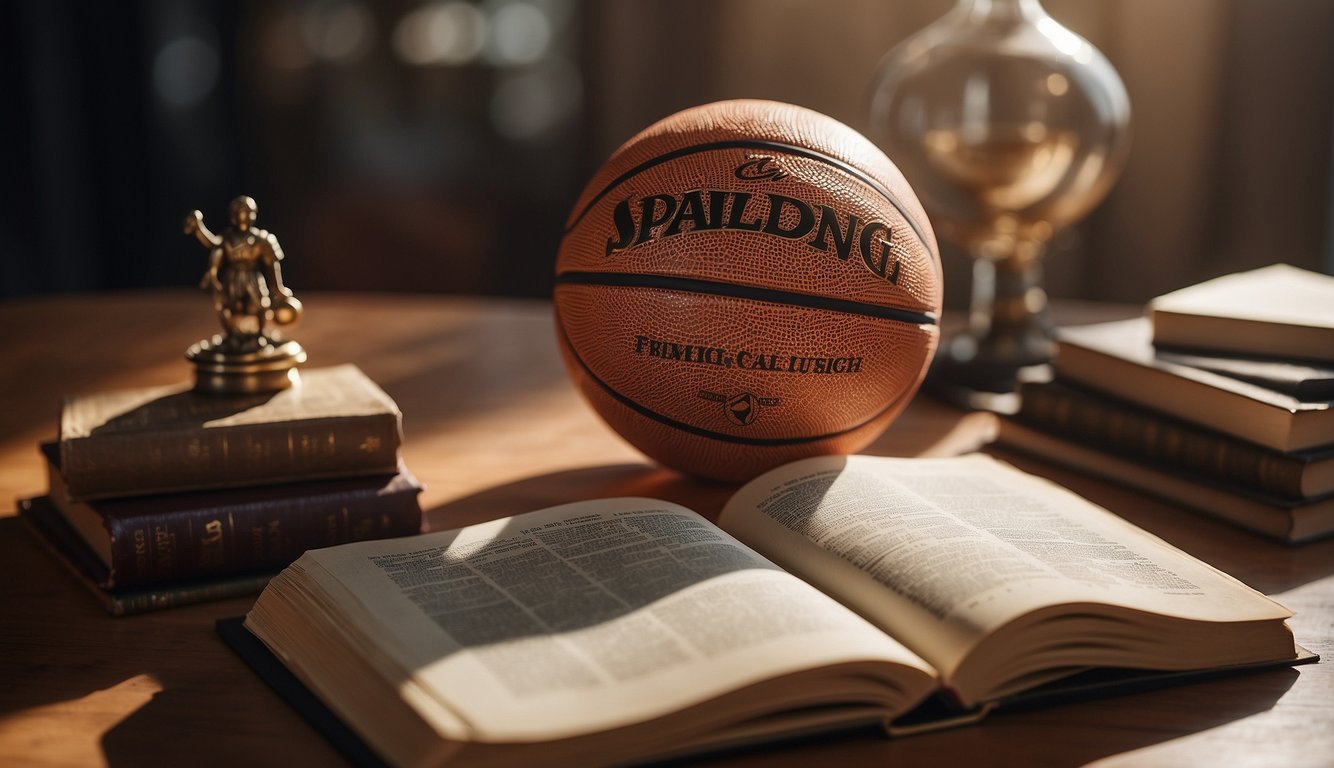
[184,195,307,394]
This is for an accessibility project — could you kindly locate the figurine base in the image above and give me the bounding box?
[926,342,1052,415]
[186,336,307,395]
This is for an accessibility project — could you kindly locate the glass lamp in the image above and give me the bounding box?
[868,0,1131,398]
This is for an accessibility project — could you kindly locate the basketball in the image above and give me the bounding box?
[554,99,942,482]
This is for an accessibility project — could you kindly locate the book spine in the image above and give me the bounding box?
[1018,382,1308,499]
[61,414,401,500]
[104,480,422,587]
[105,572,277,616]
[21,498,276,616]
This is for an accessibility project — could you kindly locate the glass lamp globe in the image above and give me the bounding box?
[869,0,1131,396]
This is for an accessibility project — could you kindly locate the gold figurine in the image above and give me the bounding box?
[184,196,307,394]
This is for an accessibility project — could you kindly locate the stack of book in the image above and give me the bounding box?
[995,264,1334,544]
[19,364,425,614]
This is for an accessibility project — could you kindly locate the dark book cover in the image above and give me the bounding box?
[218,617,390,768]
[20,497,277,616]
[42,443,425,588]
[1016,379,1334,500]
[1154,348,1334,401]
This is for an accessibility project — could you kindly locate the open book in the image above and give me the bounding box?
[237,455,1305,767]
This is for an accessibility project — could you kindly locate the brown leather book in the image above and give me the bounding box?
[1016,379,1334,500]
[1055,319,1334,453]
[37,441,424,590]
[58,364,402,500]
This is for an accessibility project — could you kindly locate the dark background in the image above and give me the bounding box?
[3,0,1332,305]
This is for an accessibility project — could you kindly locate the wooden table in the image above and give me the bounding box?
[2,291,1330,767]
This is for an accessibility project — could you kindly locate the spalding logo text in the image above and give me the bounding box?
[604,158,904,283]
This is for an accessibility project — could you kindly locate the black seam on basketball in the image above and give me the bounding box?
[556,272,937,326]
[563,138,936,260]
[553,303,919,448]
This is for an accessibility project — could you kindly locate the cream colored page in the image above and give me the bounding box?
[299,498,935,744]
[718,454,1291,678]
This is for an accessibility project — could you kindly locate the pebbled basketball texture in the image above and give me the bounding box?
[554,99,942,482]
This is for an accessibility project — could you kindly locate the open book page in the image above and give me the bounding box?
[246,498,937,752]
[718,455,1294,702]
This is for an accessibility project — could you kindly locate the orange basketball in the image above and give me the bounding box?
[554,99,942,482]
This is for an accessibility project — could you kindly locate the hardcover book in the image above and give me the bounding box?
[20,496,278,616]
[1015,379,1334,500]
[1148,264,1334,362]
[1153,348,1334,401]
[41,443,424,588]
[232,455,1310,767]
[59,364,403,500]
[994,420,1334,544]
[1055,318,1334,453]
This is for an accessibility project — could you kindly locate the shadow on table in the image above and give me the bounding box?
[421,462,740,531]
[673,667,1301,768]
[0,513,343,766]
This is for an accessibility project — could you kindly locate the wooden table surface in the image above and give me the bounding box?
[1,291,1330,767]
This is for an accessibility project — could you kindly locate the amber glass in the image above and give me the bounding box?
[869,0,1131,393]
